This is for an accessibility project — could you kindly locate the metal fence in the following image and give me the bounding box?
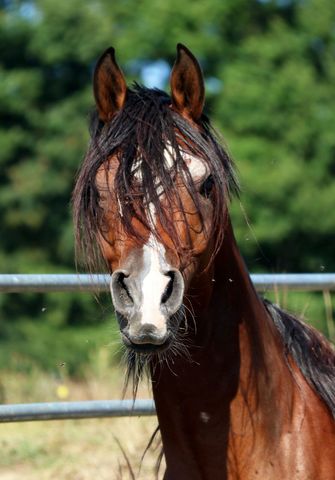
[0,400,155,423]
[1,273,335,293]
[0,273,334,423]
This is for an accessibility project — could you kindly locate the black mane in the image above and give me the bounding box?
[73,84,239,271]
[265,300,335,418]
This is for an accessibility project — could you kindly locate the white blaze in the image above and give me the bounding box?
[140,234,169,330]
[139,202,169,329]
[130,145,208,329]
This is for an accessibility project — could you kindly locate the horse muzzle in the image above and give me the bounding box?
[111,268,184,351]
[121,323,172,353]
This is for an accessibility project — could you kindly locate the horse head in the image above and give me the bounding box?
[74,45,237,354]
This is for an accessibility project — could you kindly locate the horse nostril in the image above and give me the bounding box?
[113,271,133,306]
[118,273,133,302]
[160,269,184,316]
[161,271,175,304]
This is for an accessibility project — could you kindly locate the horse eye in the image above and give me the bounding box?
[199,175,214,198]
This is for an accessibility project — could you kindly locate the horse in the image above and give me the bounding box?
[73,44,335,479]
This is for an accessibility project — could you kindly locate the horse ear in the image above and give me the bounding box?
[93,47,127,123]
[170,44,205,121]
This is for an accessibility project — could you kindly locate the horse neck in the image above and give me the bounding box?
[202,220,290,414]
[184,218,287,386]
[152,218,294,452]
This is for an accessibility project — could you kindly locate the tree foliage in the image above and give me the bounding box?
[0,0,334,370]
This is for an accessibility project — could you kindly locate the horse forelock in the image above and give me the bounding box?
[73,84,239,272]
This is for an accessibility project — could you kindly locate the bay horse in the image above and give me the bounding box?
[73,44,335,479]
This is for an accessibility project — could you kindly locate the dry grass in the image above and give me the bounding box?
[0,367,164,480]
[0,416,162,479]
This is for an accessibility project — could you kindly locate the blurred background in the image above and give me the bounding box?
[0,0,334,476]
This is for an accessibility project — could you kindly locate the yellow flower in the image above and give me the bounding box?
[56,384,69,399]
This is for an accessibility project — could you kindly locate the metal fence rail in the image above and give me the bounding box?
[0,274,109,293]
[0,272,334,423]
[0,399,155,423]
[1,273,335,293]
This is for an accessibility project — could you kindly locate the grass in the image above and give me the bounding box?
[1,416,162,479]
[0,368,163,480]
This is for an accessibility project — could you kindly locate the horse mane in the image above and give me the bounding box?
[73,84,239,272]
[265,300,335,417]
